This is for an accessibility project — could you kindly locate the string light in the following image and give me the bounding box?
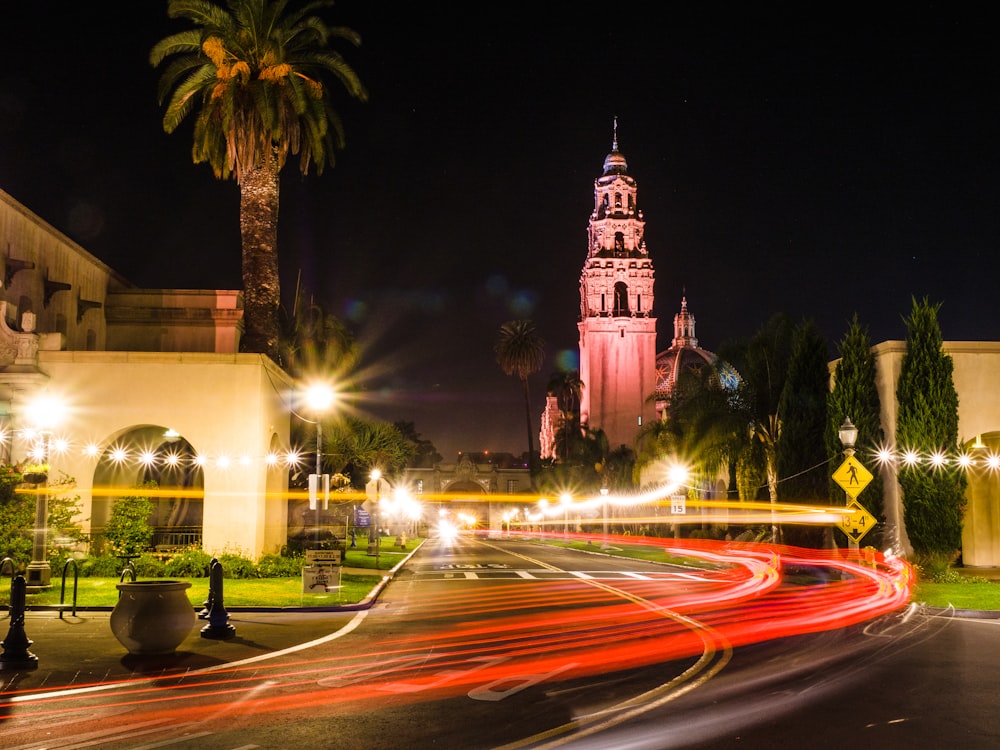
[2,429,315,473]
[871,445,1000,473]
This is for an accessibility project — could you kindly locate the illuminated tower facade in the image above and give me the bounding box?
[578,124,657,449]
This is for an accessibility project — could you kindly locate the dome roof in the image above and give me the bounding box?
[603,149,628,175]
[654,297,740,399]
[602,117,629,175]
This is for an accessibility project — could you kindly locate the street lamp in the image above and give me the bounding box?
[304,383,335,477]
[303,383,335,547]
[838,416,860,551]
[24,394,62,591]
[838,417,858,458]
[368,469,385,563]
[560,493,572,539]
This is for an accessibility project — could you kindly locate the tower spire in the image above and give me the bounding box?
[612,116,619,151]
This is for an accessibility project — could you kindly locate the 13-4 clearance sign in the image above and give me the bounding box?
[839,500,877,544]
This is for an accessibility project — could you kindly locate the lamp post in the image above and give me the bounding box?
[560,493,571,539]
[838,416,858,458]
[304,383,335,549]
[24,395,62,591]
[368,469,384,565]
[838,416,860,550]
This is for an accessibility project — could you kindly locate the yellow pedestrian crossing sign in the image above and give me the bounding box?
[832,456,873,498]
[839,500,877,544]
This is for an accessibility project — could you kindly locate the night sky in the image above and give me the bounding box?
[1,4,997,458]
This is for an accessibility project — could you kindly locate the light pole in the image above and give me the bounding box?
[838,416,858,458]
[560,493,571,539]
[24,394,62,591]
[838,416,859,550]
[304,383,335,549]
[368,469,384,565]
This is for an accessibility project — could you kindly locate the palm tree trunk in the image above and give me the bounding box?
[239,159,281,360]
[521,376,535,471]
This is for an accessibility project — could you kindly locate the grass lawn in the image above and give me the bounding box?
[15,573,383,609]
[913,581,1000,611]
[3,542,416,610]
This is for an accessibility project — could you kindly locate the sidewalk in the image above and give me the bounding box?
[1,607,366,689]
[0,559,405,689]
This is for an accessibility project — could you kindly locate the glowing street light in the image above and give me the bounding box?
[838,417,858,458]
[303,382,335,548]
[560,493,572,538]
[23,393,63,591]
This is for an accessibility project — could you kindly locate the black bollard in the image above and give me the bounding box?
[198,557,219,620]
[200,559,235,640]
[1,575,39,671]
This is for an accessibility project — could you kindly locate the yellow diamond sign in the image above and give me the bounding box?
[832,456,873,498]
[839,500,877,544]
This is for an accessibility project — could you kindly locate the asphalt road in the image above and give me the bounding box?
[1,536,997,749]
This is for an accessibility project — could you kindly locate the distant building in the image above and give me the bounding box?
[576,126,657,450]
[402,450,531,531]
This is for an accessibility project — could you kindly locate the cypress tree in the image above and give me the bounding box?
[827,315,885,547]
[777,319,830,546]
[895,297,966,562]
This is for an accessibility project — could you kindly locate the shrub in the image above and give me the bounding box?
[133,553,167,578]
[258,553,305,578]
[79,555,123,577]
[217,553,259,579]
[164,548,214,578]
[104,482,156,557]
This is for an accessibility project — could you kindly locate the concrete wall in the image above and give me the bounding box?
[16,351,295,559]
[872,340,1000,565]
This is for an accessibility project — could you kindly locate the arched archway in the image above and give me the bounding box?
[90,424,204,552]
[962,431,1000,566]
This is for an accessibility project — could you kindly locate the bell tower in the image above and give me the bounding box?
[578,121,658,449]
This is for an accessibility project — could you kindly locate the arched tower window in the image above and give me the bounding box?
[614,232,625,256]
[613,282,629,316]
[614,193,622,210]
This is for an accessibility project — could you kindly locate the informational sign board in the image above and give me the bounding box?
[839,500,877,544]
[671,494,686,515]
[302,563,341,593]
[306,549,342,565]
[832,456,874,498]
[354,507,372,528]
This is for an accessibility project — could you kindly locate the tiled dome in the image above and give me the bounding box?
[654,297,740,400]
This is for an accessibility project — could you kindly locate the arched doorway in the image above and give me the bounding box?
[90,424,204,553]
[962,431,1000,566]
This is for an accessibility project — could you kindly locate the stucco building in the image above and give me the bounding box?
[0,187,293,570]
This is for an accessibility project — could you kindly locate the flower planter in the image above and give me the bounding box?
[110,580,196,655]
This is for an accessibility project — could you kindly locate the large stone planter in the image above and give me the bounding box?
[110,580,196,655]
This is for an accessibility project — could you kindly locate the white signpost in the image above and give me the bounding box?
[303,549,342,594]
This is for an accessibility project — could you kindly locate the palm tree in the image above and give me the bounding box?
[495,320,546,471]
[150,0,367,361]
[547,369,584,461]
[278,282,358,379]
